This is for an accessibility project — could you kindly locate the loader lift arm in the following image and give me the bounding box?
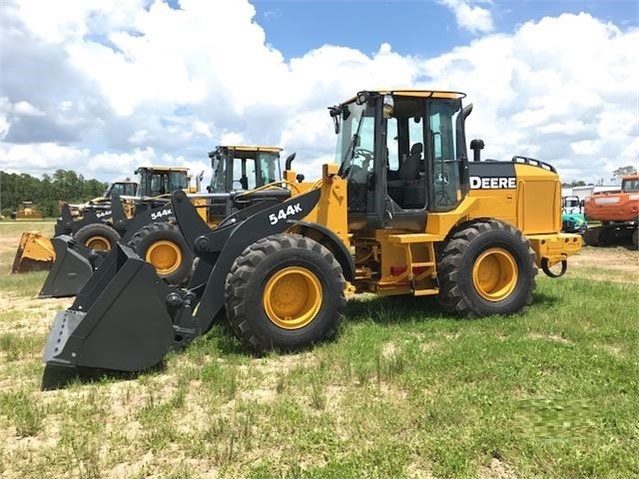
[43,187,324,375]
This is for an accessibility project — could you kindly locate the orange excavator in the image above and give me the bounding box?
[583,175,639,248]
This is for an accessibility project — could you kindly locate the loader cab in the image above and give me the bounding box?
[331,90,472,232]
[135,167,191,197]
[208,145,282,193]
[105,181,137,199]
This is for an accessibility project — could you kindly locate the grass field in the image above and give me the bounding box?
[0,221,637,478]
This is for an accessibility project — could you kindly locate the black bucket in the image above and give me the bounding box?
[38,236,95,298]
[43,243,175,372]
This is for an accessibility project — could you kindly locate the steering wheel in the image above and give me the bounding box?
[354,148,374,163]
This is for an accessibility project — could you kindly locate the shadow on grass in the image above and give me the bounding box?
[41,362,167,391]
[531,290,560,308]
[343,294,447,325]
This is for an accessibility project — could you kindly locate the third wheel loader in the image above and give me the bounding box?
[42,89,582,382]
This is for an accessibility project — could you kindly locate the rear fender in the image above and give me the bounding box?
[69,210,102,235]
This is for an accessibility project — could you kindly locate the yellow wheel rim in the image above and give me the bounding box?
[145,240,182,275]
[86,236,111,251]
[263,266,322,330]
[472,248,518,301]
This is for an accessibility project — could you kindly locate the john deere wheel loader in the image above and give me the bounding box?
[14,165,200,301]
[42,90,582,383]
[64,180,138,219]
[12,168,194,275]
[37,147,292,298]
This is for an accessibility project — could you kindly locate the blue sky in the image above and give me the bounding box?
[252,0,639,58]
[1,0,637,184]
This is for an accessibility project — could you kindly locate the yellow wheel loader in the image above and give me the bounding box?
[42,90,582,385]
[12,168,194,277]
[64,180,138,218]
[36,147,292,297]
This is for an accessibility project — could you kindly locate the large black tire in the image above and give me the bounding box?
[225,234,346,352]
[73,223,121,251]
[438,220,537,318]
[632,229,638,250]
[583,226,620,247]
[128,222,193,285]
[582,227,601,246]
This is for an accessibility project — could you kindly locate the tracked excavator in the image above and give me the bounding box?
[42,90,582,384]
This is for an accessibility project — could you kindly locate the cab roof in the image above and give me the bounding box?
[135,166,191,172]
[219,145,282,153]
[340,89,466,106]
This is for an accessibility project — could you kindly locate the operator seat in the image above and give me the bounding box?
[402,142,427,209]
[399,142,423,182]
[387,142,425,208]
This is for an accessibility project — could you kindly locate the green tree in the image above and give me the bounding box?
[612,165,638,181]
[0,169,108,217]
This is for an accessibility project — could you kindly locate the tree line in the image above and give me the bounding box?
[0,170,108,218]
[561,165,637,188]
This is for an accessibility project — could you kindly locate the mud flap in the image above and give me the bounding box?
[11,232,55,274]
[38,236,95,298]
[43,243,175,373]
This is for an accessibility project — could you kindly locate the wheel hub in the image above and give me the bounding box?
[146,240,182,275]
[472,248,518,301]
[86,236,111,251]
[263,267,322,329]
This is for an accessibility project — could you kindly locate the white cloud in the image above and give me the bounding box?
[0,2,637,188]
[438,0,495,34]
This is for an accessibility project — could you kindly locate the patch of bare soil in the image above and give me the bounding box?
[0,291,72,336]
[566,246,639,283]
[480,458,518,479]
[0,233,22,251]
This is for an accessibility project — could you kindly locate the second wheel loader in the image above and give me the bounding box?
[37,146,291,298]
[42,89,582,382]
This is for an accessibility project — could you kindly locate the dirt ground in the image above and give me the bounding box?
[564,244,639,283]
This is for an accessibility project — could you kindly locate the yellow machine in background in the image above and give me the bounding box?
[11,231,54,273]
[43,89,582,380]
[20,148,295,298]
[13,201,43,220]
[65,180,138,218]
[11,166,200,275]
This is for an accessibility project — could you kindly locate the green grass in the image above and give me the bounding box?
[0,233,637,477]
[0,220,55,236]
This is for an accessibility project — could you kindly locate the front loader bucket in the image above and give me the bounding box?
[11,232,55,273]
[43,243,175,375]
[38,236,95,298]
